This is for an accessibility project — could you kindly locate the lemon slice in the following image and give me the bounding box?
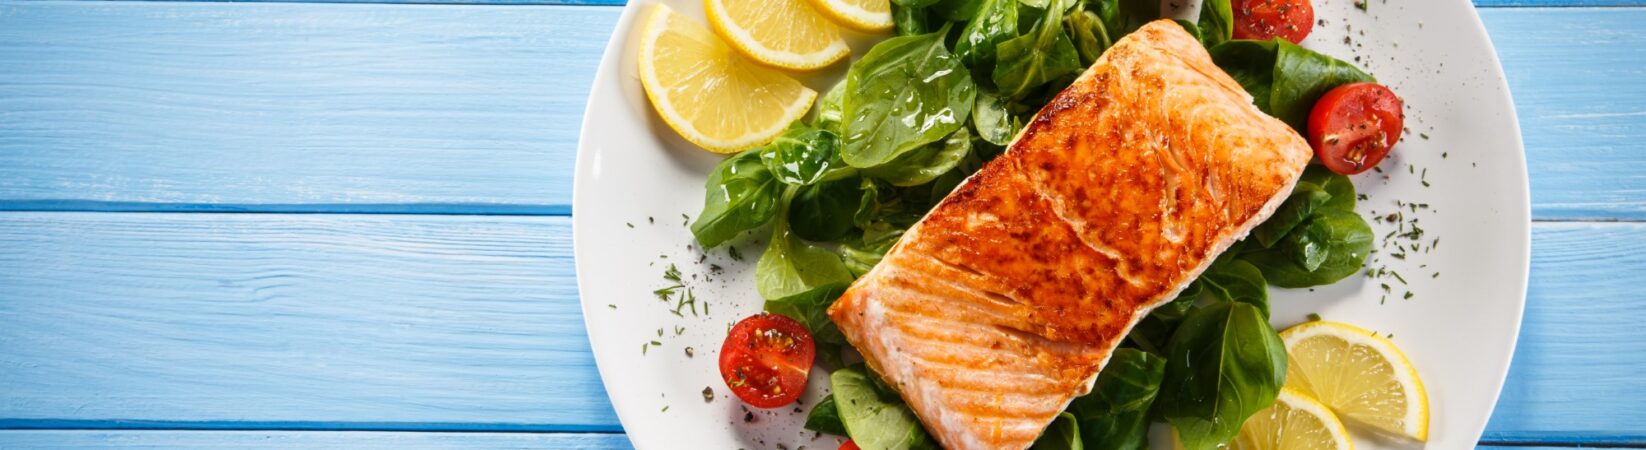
[806,0,894,33]
[1227,388,1356,450]
[705,0,852,71]
[638,4,817,153]
[1281,321,1430,441]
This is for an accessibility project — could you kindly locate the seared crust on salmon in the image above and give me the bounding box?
[827,20,1313,450]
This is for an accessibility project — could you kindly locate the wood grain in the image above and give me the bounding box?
[0,431,632,449]
[0,3,1642,220]
[1481,8,1646,220]
[0,213,1641,443]
[0,213,616,431]
[0,2,615,213]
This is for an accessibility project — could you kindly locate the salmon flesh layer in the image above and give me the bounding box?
[826,20,1314,450]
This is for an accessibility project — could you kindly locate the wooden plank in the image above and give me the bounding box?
[0,2,615,213]
[0,3,1644,220]
[1483,222,1646,443]
[0,431,631,449]
[0,213,1644,443]
[1481,8,1646,220]
[0,213,616,431]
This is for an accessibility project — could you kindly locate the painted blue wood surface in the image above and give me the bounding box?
[0,2,615,214]
[0,213,616,431]
[1,3,1644,220]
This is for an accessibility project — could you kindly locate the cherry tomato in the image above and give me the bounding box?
[840,440,861,450]
[719,313,815,409]
[1308,82,1404,175]
[1232,0,1315,44]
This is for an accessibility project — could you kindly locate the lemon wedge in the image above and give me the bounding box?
[1226,388,1356,450]
[806,0,894,33]
[705,0,851,71]
[637,4,817,153]
[1281,321,1431,441]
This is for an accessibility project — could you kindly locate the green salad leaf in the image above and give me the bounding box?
[843,26,977,168]
[761,125,842,187]
[1158,301,1287,450]
[756,189,855,300]
[1065,0,1158,65]
[955,0,1019,71]
[893,3,935,36]
[690,150,783,248]
[833,366,940,450]
[1196,0,1232,47]
[1210,39,1375,130]
[1030,412,1084,450]
[865,127,973,186]
[817,80,848,134]
[791,178,864,242]
[840,222,906,277]
[805,394,850,436]
[973,90,1019,145]
[1066,349,1163,450]
[763,282,850,366]
[1241,209,1374,288]
[993,0,1083,99]
[892,0,943,7]
[1198,258,1270,318]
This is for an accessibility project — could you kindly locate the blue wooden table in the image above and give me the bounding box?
[1,0,1644,448]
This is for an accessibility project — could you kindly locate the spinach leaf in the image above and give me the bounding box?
[1064,349,1162,450]
[843,27,977,169]
[1065,0,1157,65]
[806,394,850,436]
[1210,39,1374,130]
[833,365,939,450]
[893,3,934,36]
[1077,348,1165,415]
[933,0,989,21]
[865,127,973,186]
[1198,259,1270,318]
[1298,165,1357,212]
[893,0,943,7]
[791,178,864,242]
[1250,185,1329,248]
[761,125,842,187]
[817,80,848,134]
[1158,301,1287,450]
[1031,412,1084,450]
[1240,209,1374,288]
[955,0,1020,71]
[764,282,850,354]
[993,0,1083,99]
[840,223,905,277]
[974,90,1019,146]
[691,150,784,248]
[1251,166,1357,247]
[1196,0,1232,47]
[756,189,855,300]
[1271,40,1375,130]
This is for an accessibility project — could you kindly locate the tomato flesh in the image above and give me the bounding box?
[719,313,815,409]
[1233,0,1315,43]
[840,440,861,450]
[1308,82,1404,175]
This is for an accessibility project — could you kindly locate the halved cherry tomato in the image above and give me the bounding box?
[719,313,815,409]
[1232,0,1315,44]
[1308,82,1404,175]
[840,440,861,450]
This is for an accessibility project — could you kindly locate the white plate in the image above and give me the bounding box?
[574,0,1529,448]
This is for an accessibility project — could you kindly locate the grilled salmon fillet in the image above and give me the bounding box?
[826,20,1313,450]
